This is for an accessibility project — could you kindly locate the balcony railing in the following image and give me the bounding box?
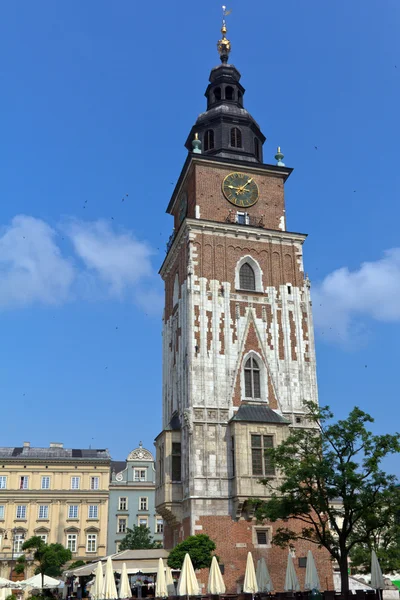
[225,210,265,228]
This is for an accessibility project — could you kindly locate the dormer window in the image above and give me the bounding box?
[230,127,242,148]
[225,86,234,100]
[204,129,214,152]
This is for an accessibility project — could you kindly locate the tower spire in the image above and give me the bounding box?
[217,6,231,63]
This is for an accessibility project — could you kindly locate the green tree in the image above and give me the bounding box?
[253,402,400,596]
[67,560,86,570]
[15,537,71,587]
[167,534,216,570]
[119,526,161,551]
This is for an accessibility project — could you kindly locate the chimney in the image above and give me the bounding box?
[49,442,64,448]
[23,442,30,448]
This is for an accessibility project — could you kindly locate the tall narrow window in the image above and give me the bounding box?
[118,497,127,511]
[0,477,7,490]
[214,87,221,102]
[41,476,50,490]
[19,476,29,490]
[230,127,242,148]
[245,357,261,398]
[251,434,275,476]
[118,518,127,533]
[254,137,261,160]
[88,505,98,519]
[139,497,148,511]
[90,477,99,490]
[204,129,214,152]
[225,86,234,100]
[0,505,4,519]
[16,506,26,519]
[231,436,235,476]
[71,477,80,490]
[68,505,79,519]
[66,533,77,553]
[38,505,49,519]
[171,443,182,482]
[239,263,255,291]
[86,533,97,553]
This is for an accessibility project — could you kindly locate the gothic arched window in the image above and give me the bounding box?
[230,127,242,148]
[244,357,261,398]
[204,129,214,152]
[239,262,255,290]
[225,86,234,100]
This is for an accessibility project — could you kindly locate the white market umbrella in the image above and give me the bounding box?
[155,558,168,598]
[0,577,21,589]
[103,556,118,600]
[0,588,8,600]
[284,552,300,592]
[92,561,104,600]
[119,563,131,600]
[166,566,175,596]
[256,557,273,592]
[243,552,258,594]
[20,574,62,589]
[177,553,199,596]
[207,556,226,595]
[371,551,385,591]
[305,550,321,591]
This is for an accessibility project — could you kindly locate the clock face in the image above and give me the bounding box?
[222,172,259,208]
[178,192,188,223]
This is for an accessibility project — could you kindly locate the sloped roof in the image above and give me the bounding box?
[230,404,289,424]
[0,447,110,461]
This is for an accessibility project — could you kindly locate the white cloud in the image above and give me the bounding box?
[65,219,154,297]
[0,215,160,311]
[0,215,74,308]
[312,248,400,342]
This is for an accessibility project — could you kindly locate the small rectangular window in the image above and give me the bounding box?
[71,476,80,490]
[0,477,7,489]
[88,505,98,519]
[156,517,164,534]
[171,443,182,482]
[118,497,127,511]
[236,212,249,225]
[138,517,148,527]
[0,506,5,519]
[16,505,26,519]
[68,505,79,519]
[90,477,99,490]
[134,469,147,482]
[118,518,127,534]
[20,476,29,490]
[38,505,49,519]
[41,476,50,490]
[139,497,148,511]
[67,534,77,553]
[298,557,307,568]
[256,529,268,545]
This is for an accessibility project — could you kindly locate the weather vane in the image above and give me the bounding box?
[218,5,232,63]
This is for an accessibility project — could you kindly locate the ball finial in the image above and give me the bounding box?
[275,146,285,166]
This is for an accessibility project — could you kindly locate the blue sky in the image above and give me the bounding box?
[0,1,399,474]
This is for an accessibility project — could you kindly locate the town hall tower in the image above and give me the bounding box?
[155,15,326,592]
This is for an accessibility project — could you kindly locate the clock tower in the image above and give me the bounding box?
[155,15,330,592]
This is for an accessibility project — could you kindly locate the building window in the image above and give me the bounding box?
[16,505,26,519]
[13,534,24,554]
[68,505,79,519]
[37,534,47,543]
[254,137,261,160]
[0,476,7,489]
[86,534,97,553]
[90,477,99,490]
[204,129,214,152]
[230,127,242,148]
[156,517,164,534]
[0,505,4,520]
[245,357,261,398]
[214,87,221,102]
[134,469,147,482]
[38,505,49,519]
[138,517,148,527]
[231,436,235,476]
[88,505,98,519]
[225,86,234,100]
[118,518,127,534]
[254,527,270,547]
[251,434,275,476]
[67,534,77,553]
[139,497,148,511]
[115,542,121,553]
[236,211,249,225]
[171,443,182,482]
[71,477,80,490]
[239,263,256,291]
[19,476,29,490]
[41,476,50,490]
[118,497,127,511]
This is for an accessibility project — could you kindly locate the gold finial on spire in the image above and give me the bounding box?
[217,5,231,63]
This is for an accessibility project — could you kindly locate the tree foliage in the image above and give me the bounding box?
[15,537,72,585]
[253,402,400,595]
[67,560,86,570]
[119,526,161,551]
[167,534,216,570]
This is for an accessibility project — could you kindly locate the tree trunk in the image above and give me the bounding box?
[339,555,350,598]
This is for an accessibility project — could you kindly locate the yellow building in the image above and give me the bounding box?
[0,442,111,579]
